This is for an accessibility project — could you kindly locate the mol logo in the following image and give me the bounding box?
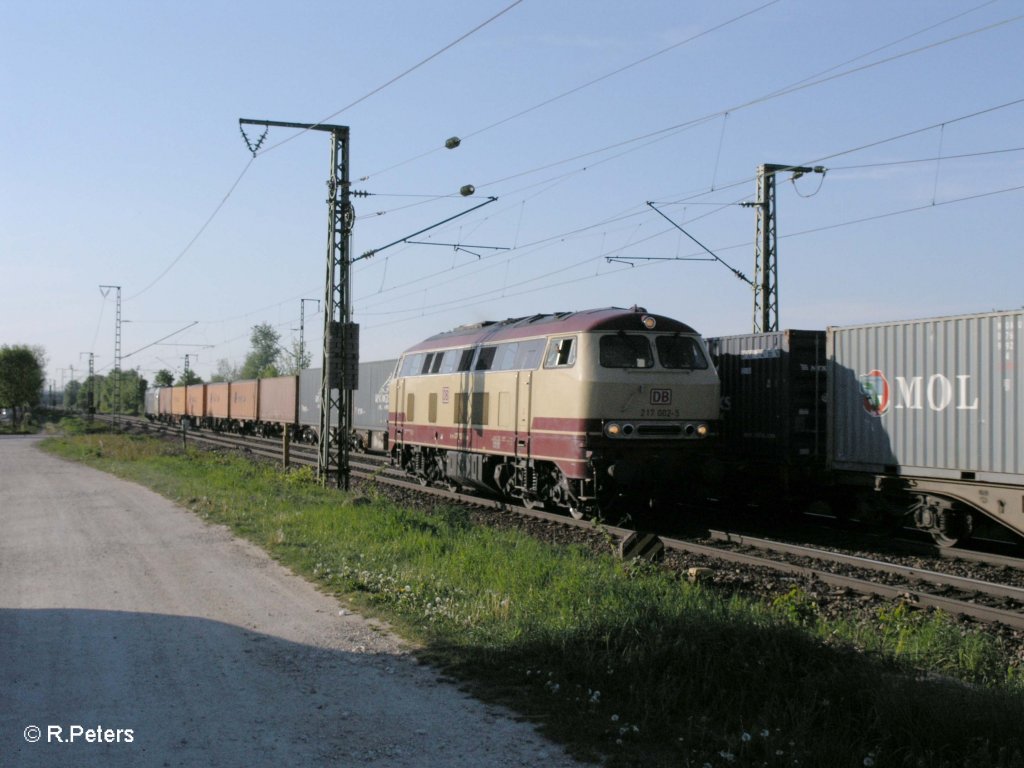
[650,388,672,405]
[859,369,980,417]
[859,370,890,416]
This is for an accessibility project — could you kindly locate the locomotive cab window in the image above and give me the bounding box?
[399,353,425,377]
[544,337,576,368]
[656,335,709,370]
[600,334,654,368]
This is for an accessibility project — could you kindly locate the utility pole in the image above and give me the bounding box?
[87,353,95,418]
[742,164,824,333]
[240,119,356,490]
[299,298,320,371]
[99,285,122,426]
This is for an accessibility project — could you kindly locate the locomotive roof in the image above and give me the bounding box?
[404,307,698,353]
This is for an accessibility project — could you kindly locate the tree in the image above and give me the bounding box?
[175,370,202,386]
[280,337,312,375]
[99,368,147,414]
[153,369,174,387]
[63,379,83,410]
[210,358,240,383]
[0,345,46,426]
[239,323,281,379]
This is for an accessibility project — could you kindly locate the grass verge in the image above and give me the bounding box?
[41,430,1024,767]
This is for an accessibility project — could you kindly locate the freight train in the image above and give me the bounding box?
[145,360,396,452]
[707,309,1024,547]
[145,305,1024,548]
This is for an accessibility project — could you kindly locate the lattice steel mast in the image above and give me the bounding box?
[239,119,356,489]
[744,164,824,333]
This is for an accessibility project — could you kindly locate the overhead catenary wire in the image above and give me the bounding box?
[123,2,523,302]
[109,6,1023,374]
[123,5,1019,316]
[361,0,782,181]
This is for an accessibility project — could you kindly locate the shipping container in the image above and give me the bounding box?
[159,387,173,418]
[707,330,826,465]
[828,309,1024,542]
[186,384,207,420]
[258,375,298,425]
[298,361,396,449]
[297,368,323,429]
[206,382,230,420]
[828,310,1022,480]
[229,380,259,423]
[171,386,187,417]
[144,388,160,419]
[353,359,396,451]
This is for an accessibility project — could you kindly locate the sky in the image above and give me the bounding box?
[2,0,1022,388]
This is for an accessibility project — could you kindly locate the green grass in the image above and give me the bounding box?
[41,433,1024,767]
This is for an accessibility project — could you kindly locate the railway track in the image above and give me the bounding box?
[111,416,1024,631]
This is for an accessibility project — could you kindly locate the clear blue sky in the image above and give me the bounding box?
[3,0,1022,387]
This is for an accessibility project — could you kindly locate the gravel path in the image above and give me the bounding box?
[0,436,585,767]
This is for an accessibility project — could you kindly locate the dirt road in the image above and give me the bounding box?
[0,436,583,767]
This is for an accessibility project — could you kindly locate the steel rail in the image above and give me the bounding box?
[662,533,1024,630]
[708,530,1024,602]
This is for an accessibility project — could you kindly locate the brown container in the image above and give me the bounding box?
[230,380,259,421]
[171,386,187,416]
[186,384,207,419]
[206,382,230,419]
[258,376,298,424]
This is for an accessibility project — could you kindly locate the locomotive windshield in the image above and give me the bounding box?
[599,334,654,368]
[656,335,709,370]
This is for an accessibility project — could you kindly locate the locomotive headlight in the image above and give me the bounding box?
[697,423,709,437]
[605,422,621,437]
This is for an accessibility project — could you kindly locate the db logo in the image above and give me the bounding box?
[650,388,672,405]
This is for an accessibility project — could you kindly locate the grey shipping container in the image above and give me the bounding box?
[298,368,323,429]
[828,309,1024,540]
[298,360,397,450]
[706,330,827,465]
[145,388,160,418]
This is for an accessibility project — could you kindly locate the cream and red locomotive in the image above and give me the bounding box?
[388,306,719,518]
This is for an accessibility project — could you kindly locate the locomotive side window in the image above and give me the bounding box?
[438,349,459,374]
[656,335,709,370]
[514,338,545,369]
[457,349,475,372]
[544,337,576,368]
[475,346,498,371]
[600,334,654,368]
[493,343,521,371]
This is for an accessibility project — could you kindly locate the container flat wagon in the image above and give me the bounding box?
[829,309,1024,544]
[297,361,397,449]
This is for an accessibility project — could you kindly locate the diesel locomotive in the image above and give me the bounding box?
[387,306,720,518]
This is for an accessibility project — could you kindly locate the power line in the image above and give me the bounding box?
[258,0,525,158]
[124,2,523,303]
[361,0,781,181]
[470,13,1024,192]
